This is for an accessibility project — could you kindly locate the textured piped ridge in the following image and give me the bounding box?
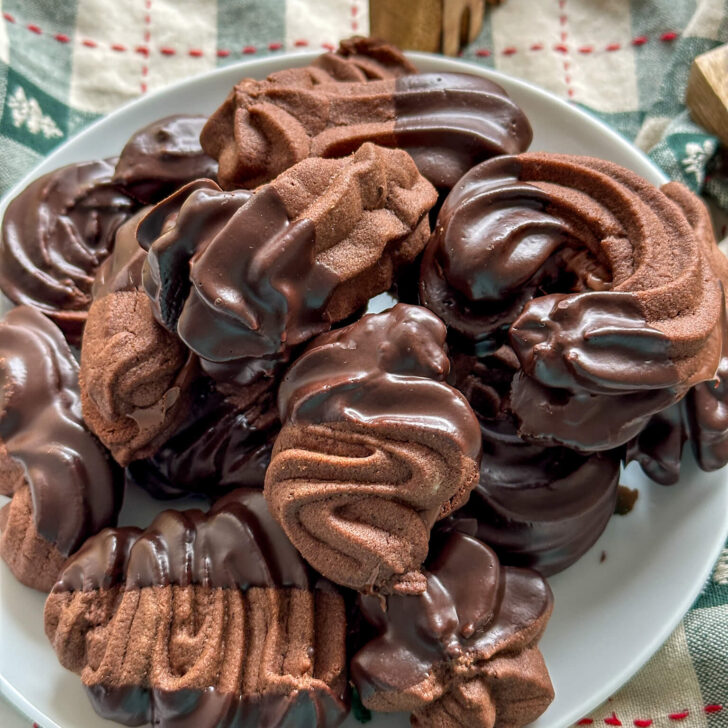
[309,36,417,81]
[0,306,119,591]
[624,183,728,481]
[0,160,135,345]
[350,531,554,728]
[141,143,436,385]
[265,304,481,595]
[80,290,196,466]
[200,72,531,190]
[421,153,726,451]
[44,490,348,728]
[113,115,218,204]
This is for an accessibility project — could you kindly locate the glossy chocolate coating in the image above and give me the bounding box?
[126,377,278,499]
[113,115,218,204]
[422,153,724,452]
[350,531,553,720]
[279,303,481,461]
[202,72,531,191]
[393,74,533,190]
[0,306,119,554]
[54,489,309,591]
[92,207,149,298]
[625,403,686,485]
[0,160,136,344]
[459,416,620,575]
[85,685,347,728]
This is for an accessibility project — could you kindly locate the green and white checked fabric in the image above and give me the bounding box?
[0,1,726,726]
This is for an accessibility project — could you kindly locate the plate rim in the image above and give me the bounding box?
[0,51,725,728]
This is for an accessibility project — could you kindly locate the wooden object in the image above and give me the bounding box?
[369,0,489,57]
[686,44,728,146]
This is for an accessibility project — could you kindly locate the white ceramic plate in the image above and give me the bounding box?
[0,52,727,728]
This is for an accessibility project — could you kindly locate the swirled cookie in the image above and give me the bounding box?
[421,153,726,451]
[264,304,481,595]
[200,70,531,190]
[113,115,218,203]
[0,306,120,591]
[44,489,348,728]
[0,160,136,345]
[350,530,554,728]
[140,143,436,391]
[79,290,196,466]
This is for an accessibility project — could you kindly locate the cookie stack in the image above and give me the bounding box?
[1,37,727,728]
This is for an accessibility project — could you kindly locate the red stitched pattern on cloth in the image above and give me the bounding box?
[558,0,574,98]
[141,0,151,93]
[0,9,679,60]
[573,705,724,726]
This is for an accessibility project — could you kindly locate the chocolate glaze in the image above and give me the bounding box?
[54,489,309,591]
[308,73,533,192]
[0,160,136,344]
[421,153,725,451]
[126,377,278,499]
[351,531,552,701]
[92,207,149,298]
[684,308,728,472]
[202,72,531,191]
[448,348,620,574]
[393,74,533,190]
[140,180,336,366]
[113,115,218,204]
[0,306,120,554]
[85,684,347,728]
[456,416,620,575]
[625,403,686,485]
[279,304,481,461]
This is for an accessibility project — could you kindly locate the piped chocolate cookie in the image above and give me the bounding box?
[113,115,218,204]
[126,376,279,499]
[44,488,349,728]
[79,290,196,466]
[421,153,726,451]
[200,71,532,191]
[0,160,136,345]
[350,529,554,728]
[140,143,436,391]
[264,304,481,595]
[450,347,620,575]
[0,306,120,591]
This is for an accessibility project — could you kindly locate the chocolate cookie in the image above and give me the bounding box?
[421,153,726,451]
[265,304,481,595]
[126,376,279,499]
[92,206,150,298]
[200,71,532,190]
[140,143,436,391]
[0,306,120,591]
[44,489,349,728]
[310,36,417,81]
[350,529,554,728]
[450,348,619,575]
[0,160,136,345]
[113,115,218,203]
[79,290,196,466]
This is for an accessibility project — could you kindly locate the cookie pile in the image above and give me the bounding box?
[1,37,727,728]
